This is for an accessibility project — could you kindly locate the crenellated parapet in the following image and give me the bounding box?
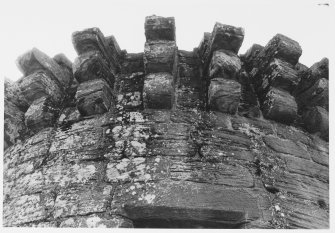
[3,15,329,229]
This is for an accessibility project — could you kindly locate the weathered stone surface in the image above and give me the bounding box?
[25,96,58,132]
[256,34,302,66]
[262,88,297,124]
[145,15,176,41]
[3,193,52,226]
[294,58,328,97]
[302,107,328,141]
[16,47,70,89]
[310,57,328,80]
[59,214,133,228]
[238,71,261,118]
[3,16,330,230]
[242,44,264,72]
[143,73,173,109]
[116,72,144,93]
[209,50,241,80]
[53,53,74,85]
[53,53,73,71]
[53,184,112,218]
[259,59,299,94]
[144,41,177,74]
[112,180,260,228]
[17,70,64,105]
[4,100,26,149]
[263,135,311,160]
[122,52,144,73]
[49,117,110,162]
[208,78,241,114]
[105,35,123,61]
[73,51,115,87]
[4,78,29,111]
[72,27,120,73]
[75,79,114,116]
[197,32,211,61]
[207,23,244,55]
[296,78,328,111]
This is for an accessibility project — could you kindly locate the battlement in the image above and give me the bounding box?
[3,15,329,229]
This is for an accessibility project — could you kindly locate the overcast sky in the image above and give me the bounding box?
[0,0,332,81]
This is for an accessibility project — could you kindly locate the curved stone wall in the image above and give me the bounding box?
[3,15,329,228]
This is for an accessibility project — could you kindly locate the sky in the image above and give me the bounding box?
[0,0,333,81]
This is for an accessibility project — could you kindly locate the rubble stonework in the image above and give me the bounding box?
[3,15,329,229]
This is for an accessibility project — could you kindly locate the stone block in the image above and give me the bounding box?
[208,78,241,114]
[197,32,211,60]
[53,53,73,71]
[310,57,328,80]
[209,49,241,80]
[111,180,260,228]
[145,15,176,41]
[143,72,173,109]
[259,59,299,94]
[16,47,70,90]
[105,35,122,60]
[53,53,74,85]
[116,72,144,93]
[144,41,177,74]
[262,88,297,124]
[296,78,328,110]
[238,71,261,118]
[207,22,245,55]
[24,96,58,132]
[302,106,328,141]
[242,44,264,72]
[4,100,25,149]
[4,78,29,111]
[257,33,302,66]
[73,51,115,87]
[76,79,114,116]
[17,70,64,105]
[72,27,120,73]
[122,52,144,73]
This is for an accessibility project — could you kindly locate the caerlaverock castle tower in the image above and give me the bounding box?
[3,15,329,228]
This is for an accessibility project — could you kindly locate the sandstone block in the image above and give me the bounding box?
[238,71,261,118]
[207,22,245,55]
[25,96,58,132]
[4,78,29,111]
[72,27,120,73]
[4,100,26,149]
[144,41,177,74]
[242,44,264,72]
[259,59,299,94]
[17,70,64,105]
[143,73,173,109]
[302,106,328,141]
[116,72,144,93]
[209,49,241,80]
[258,34,302,66]
[73,51,115,87]
[262,88,297,124]
[145,15,176,41]
[76,79,114,116]
[105,35,122,60]
[53,53,73,72]
[197,32,211,60]
[310,57,329,80]
[122,52,144,73]
[296,78,328,110]
[295,58,329,97]
[208,78,241,114]
[16,48,70,90]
